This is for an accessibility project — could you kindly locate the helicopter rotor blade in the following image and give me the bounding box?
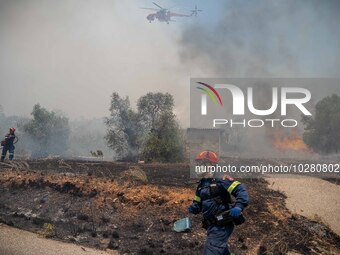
[152,2,164,9]
[139,7,159,11]
[195,5,202,11]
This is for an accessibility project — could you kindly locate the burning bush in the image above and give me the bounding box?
[271,128,310,153]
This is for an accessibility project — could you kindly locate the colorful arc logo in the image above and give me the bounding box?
[196,82,223,106]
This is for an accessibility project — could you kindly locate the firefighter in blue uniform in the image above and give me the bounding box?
[1,128,16,162]
[188,151,249,255]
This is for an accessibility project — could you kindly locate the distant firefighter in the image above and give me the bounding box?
[1,127,17,162]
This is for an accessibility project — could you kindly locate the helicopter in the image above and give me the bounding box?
[140,2,202,24]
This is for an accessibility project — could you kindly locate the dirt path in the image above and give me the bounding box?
[0,224,118,255]
[267,176,340,236]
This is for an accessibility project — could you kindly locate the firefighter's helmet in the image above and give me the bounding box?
[194,151,219,164]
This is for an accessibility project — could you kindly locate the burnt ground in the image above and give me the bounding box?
[0,159,339,255]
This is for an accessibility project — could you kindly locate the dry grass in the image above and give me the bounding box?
[38,223,56,238]
[119,166,148,185]
[0,169,193,214]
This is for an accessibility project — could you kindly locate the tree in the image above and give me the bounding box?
[23,104,70,157]
[137,92,174,131]
[138,93,184,162]
[104,93,140,160]
[302,94,340,154]
[105,92,184,162]
[141,112,184,163]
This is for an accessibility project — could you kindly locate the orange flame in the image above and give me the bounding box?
[271,128,310,152]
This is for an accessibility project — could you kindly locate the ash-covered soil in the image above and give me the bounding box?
[0,159,339,255]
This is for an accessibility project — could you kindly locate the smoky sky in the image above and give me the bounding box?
[0,0,340,126]
[0,0,190,120]
[179,0,340,78]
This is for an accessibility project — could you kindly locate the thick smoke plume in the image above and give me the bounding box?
[179,0,340,77]
[179,0,340,157]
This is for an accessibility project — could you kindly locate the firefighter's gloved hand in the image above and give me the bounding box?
[230,207,242,218]
[188,203,200,214]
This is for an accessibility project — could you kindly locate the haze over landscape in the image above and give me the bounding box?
[0,3,340,254]
[1,0,340,126]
